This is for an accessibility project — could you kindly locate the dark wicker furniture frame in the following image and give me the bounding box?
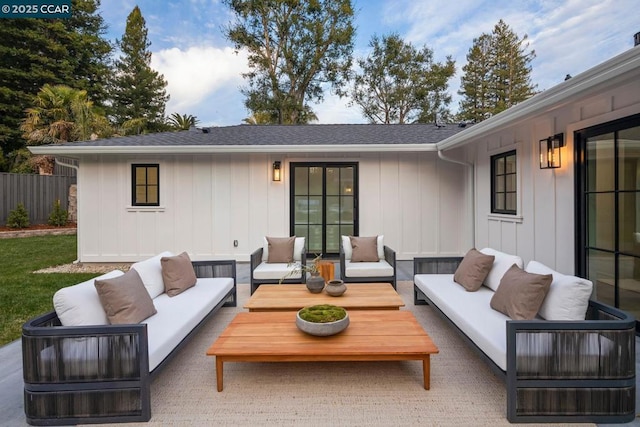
[250,246,307,295]
[22,260,237,426]
[413,257,636,424]
[339,244,397,289]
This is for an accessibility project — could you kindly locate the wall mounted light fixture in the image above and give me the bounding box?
[539,133,565,169]
[272,161,281,181]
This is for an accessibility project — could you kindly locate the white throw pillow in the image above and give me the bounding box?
[479,248,523,291]
[341,235,384,261]
[525,260,593,320]
[53,270,124,326]
[131,251,174,298]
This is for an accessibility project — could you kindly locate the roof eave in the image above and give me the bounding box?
[28,143,440,156]
[436,46,640,151]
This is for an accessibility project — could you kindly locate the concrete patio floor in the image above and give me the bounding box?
[1,261,638,426]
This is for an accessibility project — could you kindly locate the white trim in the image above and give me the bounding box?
[487,213,523,224]
[29,143,440,156]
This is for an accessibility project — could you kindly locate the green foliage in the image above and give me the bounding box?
[48,199,69,227]
[6,203,30,229]
[109,6,169,133]
[224,0,354,124]
[0,0,112,170]
[0,235,96,345]
[351,33,455,124]
[298,304,346,323]
[458,19,537,123]
[168,113,199,130]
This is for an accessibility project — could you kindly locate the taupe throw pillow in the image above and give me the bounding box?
[454,248,495,291]
[490,264,552,320]
[267,236,295,263]
[161,251,197,297]
[94,269,157,324]
[350,236,379,262]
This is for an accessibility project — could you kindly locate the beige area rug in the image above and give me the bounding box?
[104,281,591,427]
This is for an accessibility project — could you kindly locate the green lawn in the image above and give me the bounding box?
[0,235,97,346]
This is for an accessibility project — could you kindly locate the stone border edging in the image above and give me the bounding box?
[0,228,77,239]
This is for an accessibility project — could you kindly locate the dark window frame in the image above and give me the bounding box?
[491,150,517,215]
[131,163,160,206]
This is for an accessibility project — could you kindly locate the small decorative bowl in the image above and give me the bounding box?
[295,307,349,336]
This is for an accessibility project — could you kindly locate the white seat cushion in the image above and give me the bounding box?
[525,260,593,320]
[345,260,394,278]
[131,251,174,298]
[253,262,302,280]
[414,274,508,370]
[145,277,234,370]
[53,270,124,326]
[479,248,523,291]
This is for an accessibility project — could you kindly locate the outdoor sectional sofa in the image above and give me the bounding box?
[413,248,636,424]
[22,252,237,425]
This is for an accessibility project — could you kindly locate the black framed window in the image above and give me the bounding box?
[491,150,517,214]
[132,164,159,206]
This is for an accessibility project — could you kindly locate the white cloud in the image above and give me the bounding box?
[151,46,249,124]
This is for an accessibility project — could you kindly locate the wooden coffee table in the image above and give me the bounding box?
[244,283,404,312]
[206,310,438,391]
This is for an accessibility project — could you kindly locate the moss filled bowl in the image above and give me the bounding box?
[296,304,349,336]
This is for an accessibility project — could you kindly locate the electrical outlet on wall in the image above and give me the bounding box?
[233,240,238,247]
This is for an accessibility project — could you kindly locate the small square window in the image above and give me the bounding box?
[132,164,159,206]
[491,151,516,214]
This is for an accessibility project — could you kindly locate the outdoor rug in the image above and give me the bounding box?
[103,281,592,427]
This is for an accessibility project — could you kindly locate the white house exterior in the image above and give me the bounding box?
[31,42,640,319]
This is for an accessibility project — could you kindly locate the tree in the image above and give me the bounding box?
[458,20,536,122]
[20,84,110,173]
[224,0,354,124]
[0,0,112,171]
[351,33,455,124]
[109,6,169,133]
[167,113,199,130]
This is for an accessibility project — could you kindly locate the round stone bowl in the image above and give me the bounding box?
[295,309,350,337]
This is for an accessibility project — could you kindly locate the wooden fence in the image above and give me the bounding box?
[1,173,76,225]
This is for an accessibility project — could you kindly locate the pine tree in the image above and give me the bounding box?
[458,20,536,122]
[109,6,169,133]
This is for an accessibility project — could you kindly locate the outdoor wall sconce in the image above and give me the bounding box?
[272,161,281,181]
[539,133,564,169]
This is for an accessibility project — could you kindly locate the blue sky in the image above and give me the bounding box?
[98,0,639,126]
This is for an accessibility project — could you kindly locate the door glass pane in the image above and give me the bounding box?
[341,196,354,222]
[326,196,340,224]
[326,225,340,253]
[341,167,354,195]
[309,167,322,195]
[294,225,308,243]
[588,249,614,306]
[588,193,614,250]
[308,225,322,254]
[326,167,339,195]
[308,196,322,224]
[586,133,614,192]
[295,168,309,195]
[619,254,640,315]
[618,126,640,191]
[294,197,309,222]
[619,192,640,256]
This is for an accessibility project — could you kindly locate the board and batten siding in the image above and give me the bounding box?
[467,78,640,275]
[76,151,471,262]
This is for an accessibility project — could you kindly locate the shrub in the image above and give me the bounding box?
[6,203,30,229]
[48,199,69,227]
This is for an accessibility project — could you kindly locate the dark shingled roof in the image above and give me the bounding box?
[60,123,472,147]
